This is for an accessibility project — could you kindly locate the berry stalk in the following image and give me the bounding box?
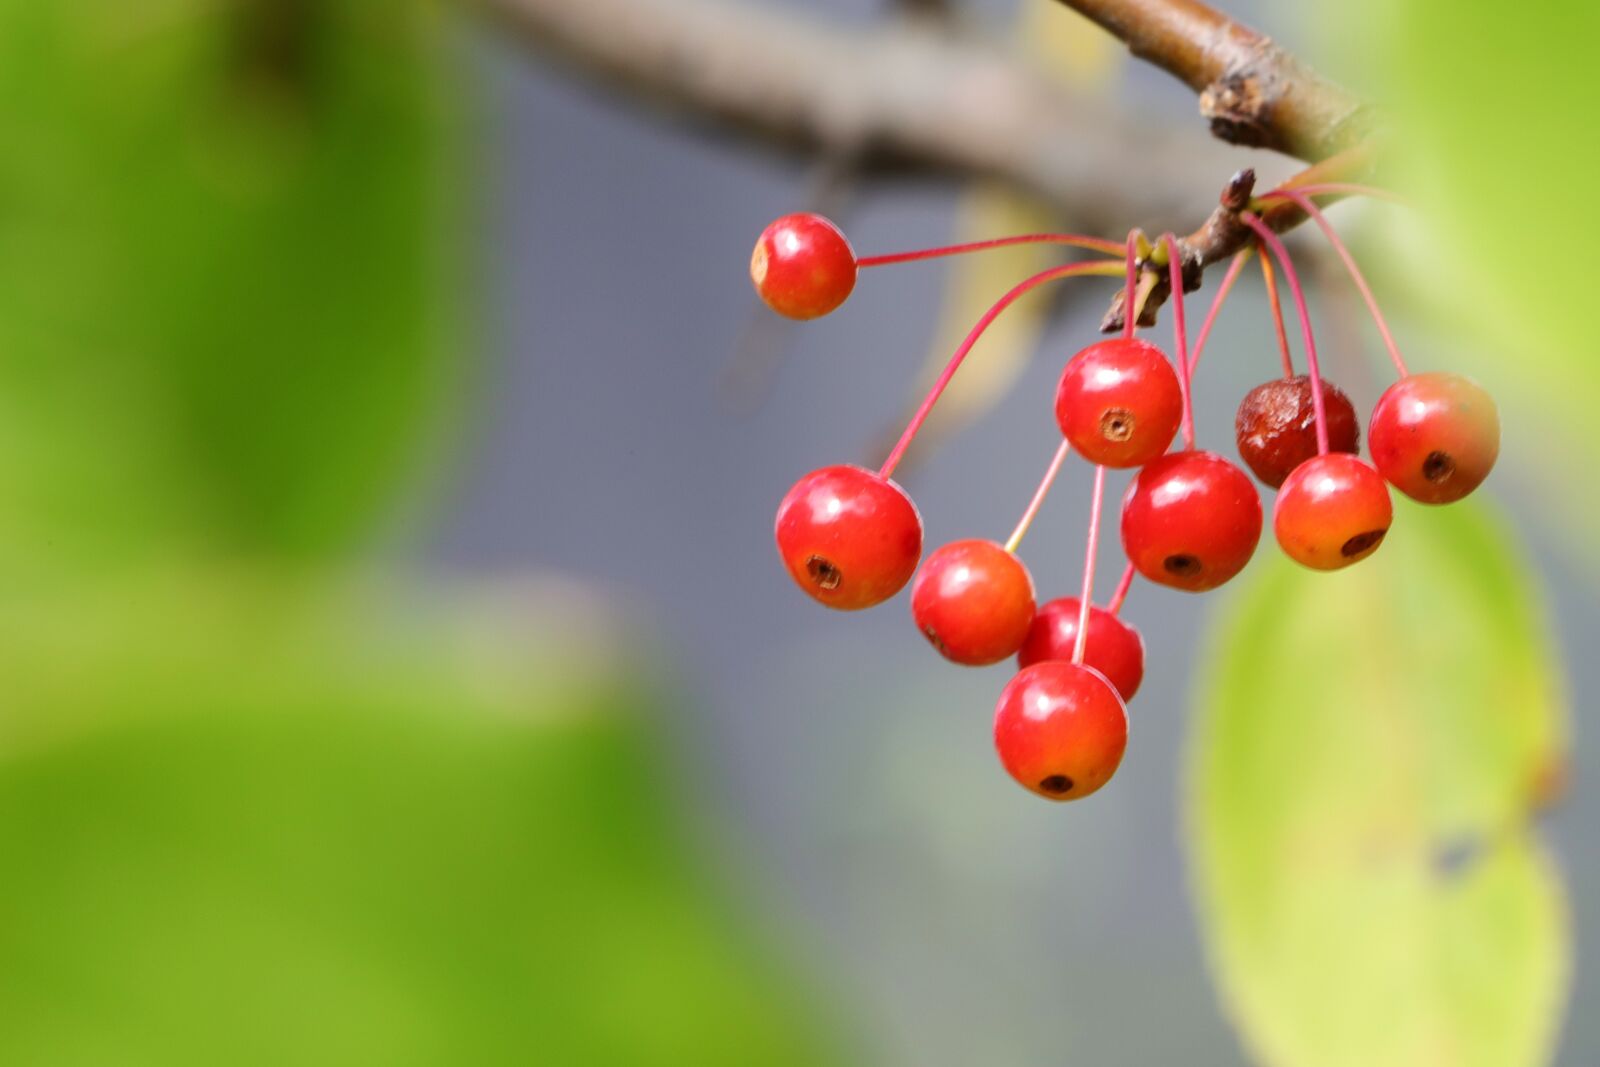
[1122,230,1141,341]
[857,233,1125,267]
[1259,251,1295,378]
[1270,188,1410,377]
[1004,438,1072,554]
[1259,182,1406,206]
[1073,464,1108,666]
[1189,248,1250,377]
[878,259,1123,480]
[1161,234,1196,450]
[1107,561,1136,616]
[1241,213,1329,455]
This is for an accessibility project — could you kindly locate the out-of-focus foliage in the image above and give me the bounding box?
[0,577,833,1066]
[1191,500,1568,1067]
[0,3,838,1062]
[1331,0,1600,572]
[0,0,456,566]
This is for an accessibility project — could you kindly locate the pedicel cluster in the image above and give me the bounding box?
[752,177,1500,804]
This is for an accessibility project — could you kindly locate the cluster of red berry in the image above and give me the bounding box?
[753,183,1499,804]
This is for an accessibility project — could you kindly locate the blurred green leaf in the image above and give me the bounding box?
[0,0,457,568]
[0,576,839,1066]
[1190,499,1569,1067]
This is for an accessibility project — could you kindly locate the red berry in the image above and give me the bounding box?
[993,661,1128,801]
[911,540,1036,666]
[1368,371,1499,504]
[775,465,922,610]
[1054,337,1184,468]
[750,213,857,320]
[1121,451,1262,592]
[1272,453,1392,570]
[1015,597,1145,701]
[1234,375,1360,488]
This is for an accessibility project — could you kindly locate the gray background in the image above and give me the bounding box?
[431,2,1596,1062]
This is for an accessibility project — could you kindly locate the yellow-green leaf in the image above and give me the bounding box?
[1190,499,1569,1067]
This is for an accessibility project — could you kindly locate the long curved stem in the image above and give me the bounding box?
[1004,438,1072,554]
[1122,230,1140,341]
[1188,247,1249,377]
[877,259,1124,480]
[857,233,1124,267]
[1270,188,1410,377]
[1107,561,1136,616]
[1162,234,1195,450]
[1241,213,1328,455]
[1259,182,1406,206]
[1073,464,1108,666]
[1259,251,1295,378]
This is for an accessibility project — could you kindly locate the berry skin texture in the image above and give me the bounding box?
[1055,337,1184,468]
[993,661,1128,801]
[1121,451,1262,592]
[1368,371,1500,504]
[911,540,1036,666]
[750,213,857,320]
[1273,453,1393,570]
[1235,375,1360,488]
[1016,597,1145,701]
[775,465,922,610]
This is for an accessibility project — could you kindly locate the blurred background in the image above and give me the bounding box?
[1,0,1592,1064]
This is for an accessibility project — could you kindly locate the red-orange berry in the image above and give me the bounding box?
[750,213,857,320]
[1368,371,1499,504]
[1015,597,1145,701]
[775,465,922,610]
[911,540,1036,666]
[993,661,1128,801]
[1273,453,1393,570]
[1120,451,1261,592]
[1054,337,1184,468]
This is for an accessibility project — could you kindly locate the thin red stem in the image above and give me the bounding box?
[877,259,1123,480]
[1162,234,1195,450]
[857,233,1124,267]
[1242,213,1328,455]
[1004,438,1072,554]
[1188,248,1250,377]
[1073,464,1108,666]
[1259,182,1407,206]
[1122,230,1140,341]
[1272,188,1411,378]
[1259,252,1295,378]
[1107,561,1136,616]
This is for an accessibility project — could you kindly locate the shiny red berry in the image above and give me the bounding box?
[1054,337,1184,468]
[750,213,857,320]
[1015,597,1145,701]
[911,540,1036,666]
[775,465,922,610]
[993,661,1128,801]
[1368,371,1499,504]
[1273,453,1393,570]
[1121,451,1261,592]
[1234,375,1360,488]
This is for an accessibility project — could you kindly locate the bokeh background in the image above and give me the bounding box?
[2,1,1593,1064]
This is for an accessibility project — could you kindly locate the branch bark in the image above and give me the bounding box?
[1052,0,1372,161]
[464,0,1238,222]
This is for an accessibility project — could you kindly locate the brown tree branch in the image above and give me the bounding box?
[464,0,1242,222]
[1052,0,1373,162]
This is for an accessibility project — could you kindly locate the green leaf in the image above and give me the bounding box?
[1190,499,1569,1067]
[0,575,839,1066]
[0,0,458,567]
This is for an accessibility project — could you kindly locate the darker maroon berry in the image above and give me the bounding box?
[1368,371,1499,504]
[1016,597,1145,701]
[1120,451,1262,592]
[994,661,1128,801]
[1055,337,1184,468]
[750,213,857,320]
[911,540,1036,666]
[775,465,922,610]
[1234,375,1360,488]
